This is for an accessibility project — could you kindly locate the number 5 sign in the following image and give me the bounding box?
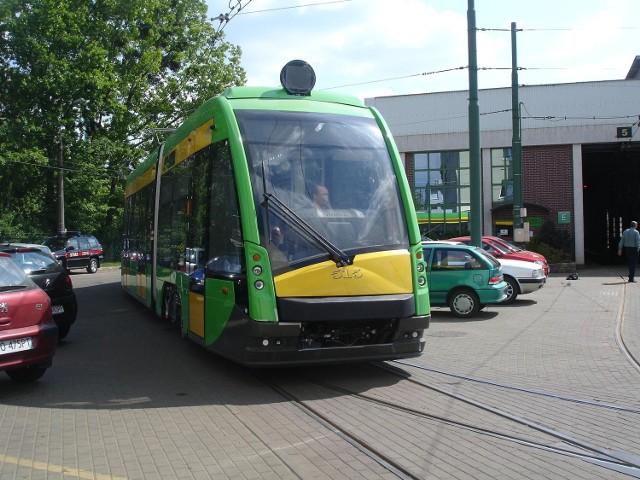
[617,126,632,138]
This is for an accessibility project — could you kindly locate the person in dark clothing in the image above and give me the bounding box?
[618,220,640,282]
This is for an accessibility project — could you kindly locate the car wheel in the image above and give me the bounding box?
[449,288,480,318]
[57,325,71,340]
[6,365,48,383]
[503,276,519,304]
[86,258,98,274]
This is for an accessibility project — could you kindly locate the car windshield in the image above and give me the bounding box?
[237,109,409,269]
[7,250,63,274]
[0,256,37,289]
[492,238,522,252]
[484,240,510,255]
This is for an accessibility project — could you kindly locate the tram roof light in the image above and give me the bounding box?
[280,60,316,96]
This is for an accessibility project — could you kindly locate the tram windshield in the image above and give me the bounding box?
[236,109,409,269]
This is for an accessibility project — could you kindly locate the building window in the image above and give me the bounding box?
[413,151,470,236]
[491,148,512,203]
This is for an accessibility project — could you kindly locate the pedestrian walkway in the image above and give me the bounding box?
[0,266,638,479]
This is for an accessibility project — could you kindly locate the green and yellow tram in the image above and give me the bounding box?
[121,60,430,366]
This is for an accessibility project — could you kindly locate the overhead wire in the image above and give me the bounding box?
[235,0,352,15]
[0,157,123,181]
[319,22,638,91]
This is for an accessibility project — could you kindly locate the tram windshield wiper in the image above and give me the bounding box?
[263,192,352,267]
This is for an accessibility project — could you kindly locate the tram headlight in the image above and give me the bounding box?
[252,265,262,276]
[417,262,425,273]
[280,59,316,96]
[254,280,265,290]
[418,276,426,286]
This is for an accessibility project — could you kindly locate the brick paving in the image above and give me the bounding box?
[0,265,638,479]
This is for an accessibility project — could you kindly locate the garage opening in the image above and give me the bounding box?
[582,143,640,264]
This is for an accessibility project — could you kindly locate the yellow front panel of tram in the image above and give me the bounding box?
[274,250,412,297]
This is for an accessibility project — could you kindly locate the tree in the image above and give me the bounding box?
[0,0,245,253]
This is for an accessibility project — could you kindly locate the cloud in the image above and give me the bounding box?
[213,0,640,98]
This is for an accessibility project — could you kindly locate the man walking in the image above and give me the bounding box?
[618,220,640,282]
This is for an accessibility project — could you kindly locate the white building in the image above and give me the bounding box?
[366,57,640,266]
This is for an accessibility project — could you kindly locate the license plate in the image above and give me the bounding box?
[0,337,33,355]
[52,305,64,314]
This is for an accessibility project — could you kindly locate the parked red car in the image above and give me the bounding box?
[0,244,78,340]
[448,235,550,276]
[0,253,58,382]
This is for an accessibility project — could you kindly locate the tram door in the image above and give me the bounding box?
[189,281,205,338]
[186,138,244,344]
[188,273,236,343]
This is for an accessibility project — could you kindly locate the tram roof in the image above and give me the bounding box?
[222,86,365,108]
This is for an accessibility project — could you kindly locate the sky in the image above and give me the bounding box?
[204,0,640,100]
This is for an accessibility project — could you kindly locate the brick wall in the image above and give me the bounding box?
[524,145,572,210]
[404,152,414,187]
[522,144,574,237]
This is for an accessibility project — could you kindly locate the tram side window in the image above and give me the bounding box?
[205,141,245,275]
[157,156,192,269]
[185,147,211,273]
[123,192,151,268]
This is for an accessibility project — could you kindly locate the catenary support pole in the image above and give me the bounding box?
[512,22,523,235]
[467,0,482,246]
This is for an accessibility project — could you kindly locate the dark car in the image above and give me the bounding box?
[44,233,103,273]
[0,253,58,382]
[0,245,78,340]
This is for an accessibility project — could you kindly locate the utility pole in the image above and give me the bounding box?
[467,0,482,247]
[57,129,65,236]
[56,98,85,237]
[511,22,526,242]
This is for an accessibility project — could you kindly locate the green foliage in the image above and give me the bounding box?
[0,0,245,245]
[536,220,572,253]
[0,148,52,239]
[524,221,573,264]
[526,237,573,264]
[527,230,572,265]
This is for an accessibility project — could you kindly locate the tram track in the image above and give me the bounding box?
[262,362,640,478]
[392,360,640,414]
[372,362,640,472]
[252,272,640,478]
[264,378,421,480]
[615,277,640,373]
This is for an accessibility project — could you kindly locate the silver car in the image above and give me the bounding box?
[498,258,546,303]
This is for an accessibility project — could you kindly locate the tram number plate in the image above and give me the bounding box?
[0,337,33,355]
[52,305,64,314]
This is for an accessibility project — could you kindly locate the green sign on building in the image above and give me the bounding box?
[528,216,543,227]
[558,211,571,224]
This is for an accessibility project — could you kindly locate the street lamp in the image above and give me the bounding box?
[57,98,85,237]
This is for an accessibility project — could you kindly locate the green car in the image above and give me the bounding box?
[422,241,508,318]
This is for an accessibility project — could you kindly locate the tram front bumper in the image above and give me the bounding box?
[239,314,430,367]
